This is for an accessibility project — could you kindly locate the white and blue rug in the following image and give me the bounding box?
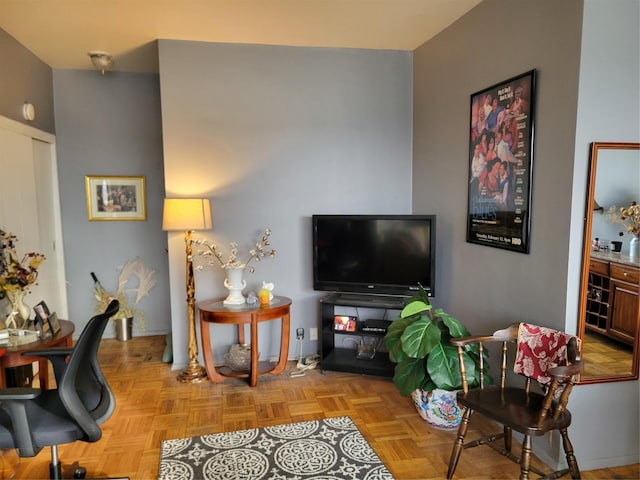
[158,416,394,479]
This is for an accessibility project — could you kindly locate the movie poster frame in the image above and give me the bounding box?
[466,70,536,254]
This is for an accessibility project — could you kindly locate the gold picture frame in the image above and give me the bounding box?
[85,175,146,221]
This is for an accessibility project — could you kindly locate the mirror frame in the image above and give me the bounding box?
[578,141,640,384]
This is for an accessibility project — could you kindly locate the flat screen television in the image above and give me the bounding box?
[312,214,436,297]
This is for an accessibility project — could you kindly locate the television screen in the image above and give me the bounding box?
[312,214,436,297]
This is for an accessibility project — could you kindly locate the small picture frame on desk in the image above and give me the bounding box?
[41,318,52,338]
[34,301,50,334]
[47,312,61,336]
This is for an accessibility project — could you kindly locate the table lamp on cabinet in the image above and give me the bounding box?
[162,198,212,383]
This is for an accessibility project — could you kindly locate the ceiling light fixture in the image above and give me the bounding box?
[88,51,114,75]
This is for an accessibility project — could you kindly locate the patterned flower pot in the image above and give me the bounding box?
[411,388,463,430]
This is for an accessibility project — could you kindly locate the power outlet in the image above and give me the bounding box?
[296,328,304,340]
[310,327,318,341]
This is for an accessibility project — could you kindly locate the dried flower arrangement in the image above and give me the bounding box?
[93,257,157,330]
[606,201,640,237]
[0,230,46,298]
[192,228,276,273]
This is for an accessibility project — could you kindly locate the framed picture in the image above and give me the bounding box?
[40,316,52,337]
[47,312,61,336]
[466,70,536,253]
[34,300,50,330]
[85,175,146,221]
[333,315,357,333]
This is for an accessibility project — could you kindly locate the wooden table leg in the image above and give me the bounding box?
[200,317,225,383]
[238,324,245,345]
[38,359,49,389]
[271,311,290,375]
[249,317,259,387]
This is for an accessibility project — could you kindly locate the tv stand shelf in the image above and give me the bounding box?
[319,293,404,378]
[322,292,409,309]
[321,348,394,377]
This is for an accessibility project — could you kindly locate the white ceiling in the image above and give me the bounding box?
[0,0,481,73]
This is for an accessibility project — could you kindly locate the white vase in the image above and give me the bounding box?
[4,289,30,329]
[630,235,640,259]
[223,266,247,305]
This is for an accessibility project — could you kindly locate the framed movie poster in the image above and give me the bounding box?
[466,70,536,253]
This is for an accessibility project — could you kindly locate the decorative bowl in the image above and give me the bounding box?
[224,344,258,371]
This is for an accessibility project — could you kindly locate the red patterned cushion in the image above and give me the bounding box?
[514,323,580,385]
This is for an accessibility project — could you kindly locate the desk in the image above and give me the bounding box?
[0,320,74,389]
[199,296,291,387]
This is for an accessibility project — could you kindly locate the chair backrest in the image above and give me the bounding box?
[514,322,581,386]
[452,322,583,424]
[58,300,119,442]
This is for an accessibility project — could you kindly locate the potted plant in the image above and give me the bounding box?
[384,285,489,430]
[92,257,157,340]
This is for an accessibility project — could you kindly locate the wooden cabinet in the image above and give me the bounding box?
[585,257,639,346]
[609,264,640,344]
[585,259,611,333]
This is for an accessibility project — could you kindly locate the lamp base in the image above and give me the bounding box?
[177,361,208,383]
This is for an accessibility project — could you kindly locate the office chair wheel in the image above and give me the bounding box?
[72,465,87,479]
[57,461,85,479]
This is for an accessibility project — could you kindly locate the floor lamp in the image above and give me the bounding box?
[162,198,212,383]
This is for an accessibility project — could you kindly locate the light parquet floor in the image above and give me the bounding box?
[11,336,640,479]
[582,331,634,379]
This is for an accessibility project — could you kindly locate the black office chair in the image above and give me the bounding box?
[0,300,120,479]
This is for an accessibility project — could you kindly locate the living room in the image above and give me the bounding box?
[0,0,638,476]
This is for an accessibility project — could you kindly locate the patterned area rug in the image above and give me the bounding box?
[158,416,394,479]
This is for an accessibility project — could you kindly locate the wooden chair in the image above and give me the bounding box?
[447,322,583,480]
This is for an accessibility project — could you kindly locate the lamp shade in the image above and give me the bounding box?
[162,198,212,231]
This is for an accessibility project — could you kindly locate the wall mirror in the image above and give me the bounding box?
[578,142,640,384]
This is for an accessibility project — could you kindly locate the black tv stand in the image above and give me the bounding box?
[319,293,406,378]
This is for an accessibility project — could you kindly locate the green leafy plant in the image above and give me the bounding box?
[384,285,490,396]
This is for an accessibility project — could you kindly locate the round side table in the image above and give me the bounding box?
[198,296,291,387]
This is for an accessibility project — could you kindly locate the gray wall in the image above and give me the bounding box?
[53,70,170,336]
[566,0,640,469]
[413,0,638,469]
[413,0,581,332]
[0,29,55,133]
[158,41,413,366]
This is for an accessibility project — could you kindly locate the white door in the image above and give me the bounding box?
[0,117,68,320]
